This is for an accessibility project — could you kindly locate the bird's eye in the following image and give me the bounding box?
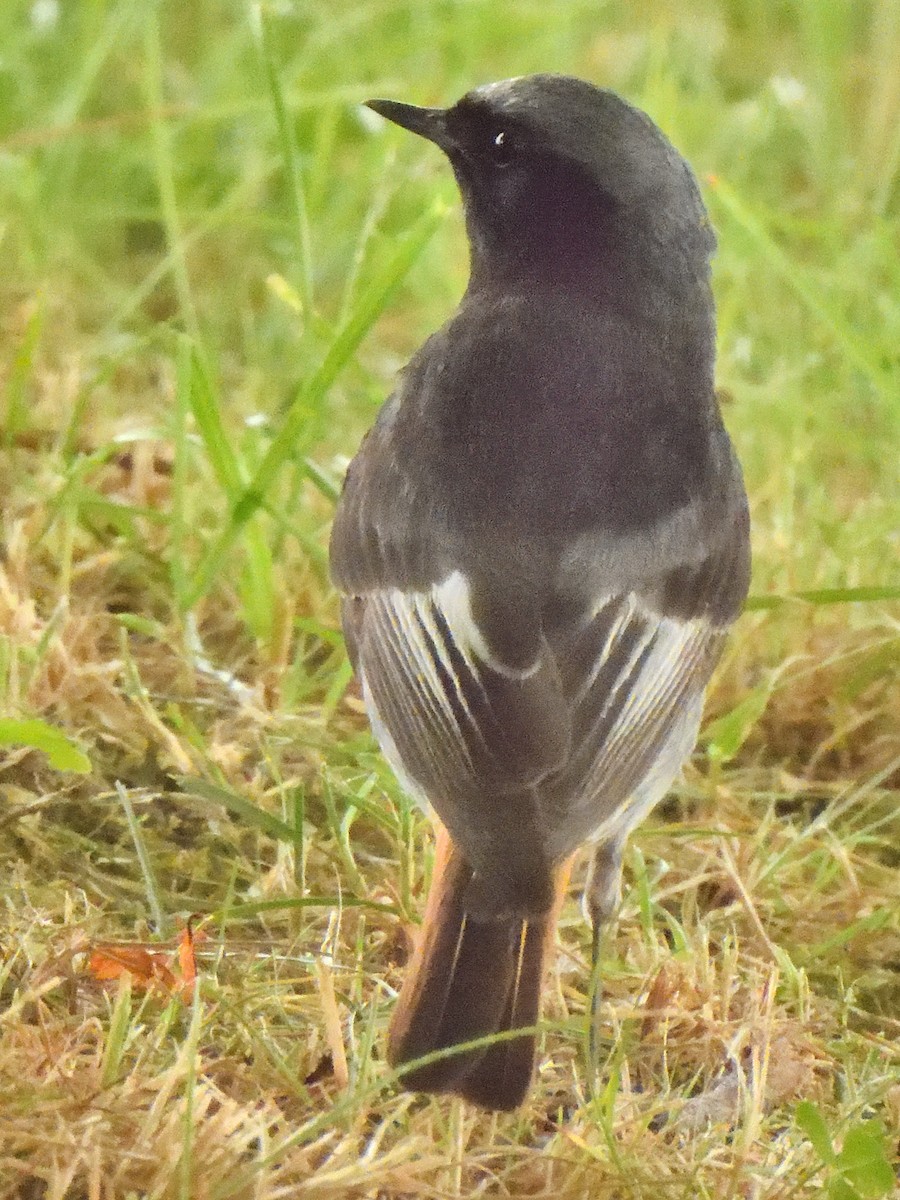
[491,129,516,165]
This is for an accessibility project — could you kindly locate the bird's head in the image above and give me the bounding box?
[367,75,715,300]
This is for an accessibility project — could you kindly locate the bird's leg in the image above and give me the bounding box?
[587,833,626,941]
[583,832,626,1093]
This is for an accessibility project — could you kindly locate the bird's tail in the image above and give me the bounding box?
[387,824,570,1111]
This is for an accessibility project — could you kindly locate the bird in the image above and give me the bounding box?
[329,73,750,1111]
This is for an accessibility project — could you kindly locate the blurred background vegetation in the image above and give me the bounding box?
[0,1,898,1197]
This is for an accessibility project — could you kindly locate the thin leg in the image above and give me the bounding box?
[585,833,626,932]
[584,833,627,1096]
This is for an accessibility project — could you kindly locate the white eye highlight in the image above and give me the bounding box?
[491,129,516,165]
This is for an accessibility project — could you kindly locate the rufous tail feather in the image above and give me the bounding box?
[388,823,572,1111]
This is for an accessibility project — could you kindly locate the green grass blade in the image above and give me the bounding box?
[100,974,134,1090]
[745,585,900,610]
[182,200,446,608]
[0,718,91,773]
[177,776,304,847]
[143,9,200,343]
[2,297,43,447]
[116,781,169,935]
[256,8,314,314]
[183,342,244,499]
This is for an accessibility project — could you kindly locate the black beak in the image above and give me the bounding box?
[365,99,454,153]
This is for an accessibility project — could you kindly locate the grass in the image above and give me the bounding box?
[1,0,898,1196]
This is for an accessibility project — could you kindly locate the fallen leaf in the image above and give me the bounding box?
[88,918,208,1001]
[176,919,207,1001]
[641,964,677,1040]
[88,945,177,993]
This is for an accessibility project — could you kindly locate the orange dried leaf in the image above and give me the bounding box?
[176,922,206,1000]
[148,955,178,992]
[88,945,176,992]
[87,919,209,1002]
[641,963,677,1040]
[178,931,196,985]
[89,945,154,983]
[90,950,168,988]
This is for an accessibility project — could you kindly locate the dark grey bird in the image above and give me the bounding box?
[330,73,750,1111]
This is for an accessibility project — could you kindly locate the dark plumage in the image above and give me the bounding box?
[330,74,750,1110]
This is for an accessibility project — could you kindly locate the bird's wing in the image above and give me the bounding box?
[330,396,569,796]
[344,573,572,917]
[353,573,570,795]
[541,592,721,859]
[539,490,749,858]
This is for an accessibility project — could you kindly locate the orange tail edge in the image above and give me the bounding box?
[388,823,572,1111]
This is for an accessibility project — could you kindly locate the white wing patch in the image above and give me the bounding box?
[431,571,541,679]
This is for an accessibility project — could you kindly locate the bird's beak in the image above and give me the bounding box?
[365,99,455,153]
